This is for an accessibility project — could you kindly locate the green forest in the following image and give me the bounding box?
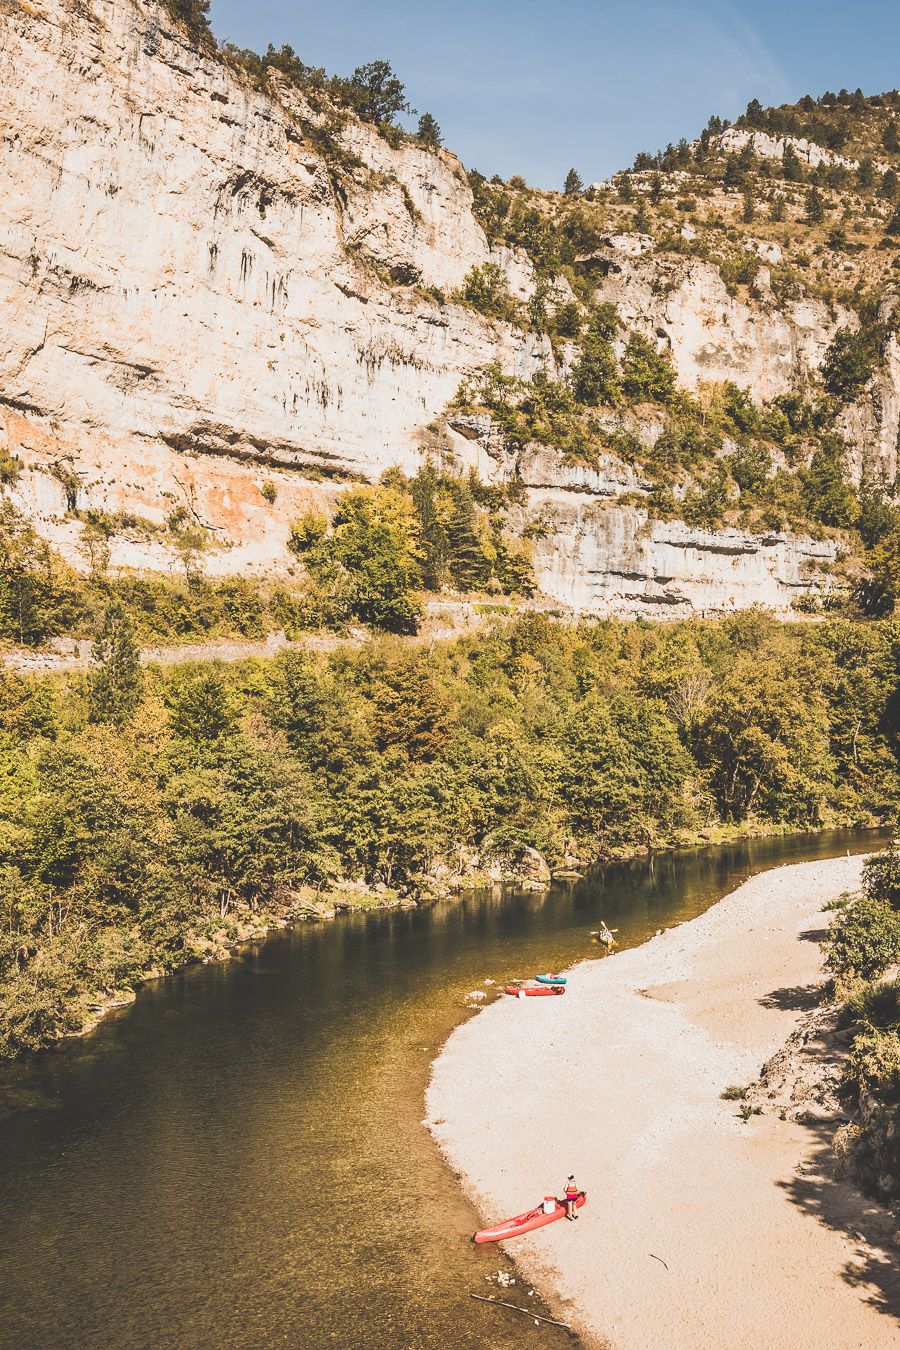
[0,467,534,648]
[1,607,897,1058]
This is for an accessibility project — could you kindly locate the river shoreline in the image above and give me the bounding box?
[427,854,900,1349]
[0,833,890,1349]
[25,821,880,1064]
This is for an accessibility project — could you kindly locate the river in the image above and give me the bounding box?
[0,828,883,1349]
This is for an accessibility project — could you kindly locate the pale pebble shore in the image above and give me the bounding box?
[427,855,900,1349]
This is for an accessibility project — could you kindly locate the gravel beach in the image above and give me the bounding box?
[427,855,900,1349]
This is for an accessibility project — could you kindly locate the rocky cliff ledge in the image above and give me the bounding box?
[0,0,847,614]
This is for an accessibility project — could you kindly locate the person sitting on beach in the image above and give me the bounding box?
[564,1175,579,1220]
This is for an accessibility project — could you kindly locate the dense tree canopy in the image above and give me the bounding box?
[0,613,897,1056]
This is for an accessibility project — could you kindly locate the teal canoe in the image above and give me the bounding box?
[535,972,566,986]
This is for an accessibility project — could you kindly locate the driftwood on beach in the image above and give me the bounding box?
[469,1292,573,1330]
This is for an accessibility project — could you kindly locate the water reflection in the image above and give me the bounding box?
[0,828,884,1349]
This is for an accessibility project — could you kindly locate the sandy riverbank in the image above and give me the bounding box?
[427,855,900,1349]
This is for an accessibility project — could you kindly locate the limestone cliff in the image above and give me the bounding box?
[0,0,871,615]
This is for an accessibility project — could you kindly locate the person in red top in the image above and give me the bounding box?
[564,1175,580,1220]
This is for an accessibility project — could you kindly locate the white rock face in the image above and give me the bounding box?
[718,127,871,173]
[586,250,843,403]
[0,0,873,616]
[529,502,837,618]
[0,0,545,528]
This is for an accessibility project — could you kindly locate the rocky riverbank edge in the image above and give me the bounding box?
[743,982,900,1235]
[27,820,883,1063]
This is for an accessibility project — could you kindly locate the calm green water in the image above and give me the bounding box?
[0,828,883,1349]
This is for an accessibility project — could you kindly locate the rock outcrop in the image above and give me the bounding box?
[0,0,872,614]
[586,241,843,403]
[0,0,549,570]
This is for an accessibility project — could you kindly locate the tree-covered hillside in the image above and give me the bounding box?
[1,609,897,1057]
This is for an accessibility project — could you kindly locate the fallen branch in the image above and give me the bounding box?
[469,1292,573,1330]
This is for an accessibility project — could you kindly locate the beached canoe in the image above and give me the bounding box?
[474,1192,587,1243]
[504,983,565,997]
[535,972,566,986]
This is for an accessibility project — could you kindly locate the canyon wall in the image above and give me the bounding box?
[0,0,862,613]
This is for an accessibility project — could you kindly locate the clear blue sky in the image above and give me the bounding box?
[209,0,900,189]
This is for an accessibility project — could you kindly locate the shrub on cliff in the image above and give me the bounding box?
[569,332,621,406]
[163,0,212,43]
[455,264,521,324]
[621,333,677,404]
[824,894,900,980]
[802,439,860,529]
[822,329,876,402]
[730,443,772,495]
[553,301,583,338]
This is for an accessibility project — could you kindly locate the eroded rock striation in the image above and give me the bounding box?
[0,0,870,613]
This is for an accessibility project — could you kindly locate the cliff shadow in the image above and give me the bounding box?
[758,982,824,1011]
[777,1119,900,1325]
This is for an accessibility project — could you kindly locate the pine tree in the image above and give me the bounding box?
[883,120,900,155]
[417,112,442,149]
[563,167,583,196]
[445,482,490,591]
[634,200,651,233]
[881,168,900,200]
[782,143,804,183]
[804,186,827,224]
[736,143,756,176]
[770,192,786,223]
[409,464,449,589]
[744,98,764,127]
[87,601,143,726]
[617,173,634,203]
[649,172,663,204]
[166,665,234,741]
[724,155,743,186]
[349,61,411,126]
[742,189,756,223]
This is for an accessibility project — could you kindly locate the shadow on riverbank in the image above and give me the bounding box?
[778,1120,900,1326]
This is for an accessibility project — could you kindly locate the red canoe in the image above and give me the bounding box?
[474,1192,587,1243]
[504,983,565,997]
